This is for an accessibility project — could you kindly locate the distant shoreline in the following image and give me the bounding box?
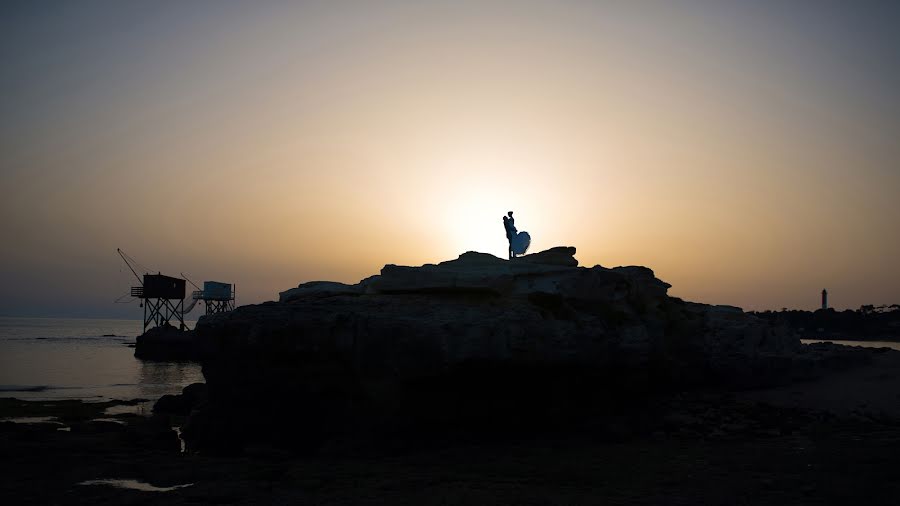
[801,338,900,351]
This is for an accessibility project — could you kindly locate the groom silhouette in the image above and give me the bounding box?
[502,211,516,259]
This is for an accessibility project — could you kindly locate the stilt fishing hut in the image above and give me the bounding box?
[118,249,187,333]
[131,274,186,332]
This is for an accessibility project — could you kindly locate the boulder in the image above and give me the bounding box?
[181,382,209,407]
[153,382,208,416]
[135,325,209,361]
[153,394,190,416]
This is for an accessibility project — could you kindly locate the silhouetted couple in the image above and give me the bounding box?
[502,211,516,259]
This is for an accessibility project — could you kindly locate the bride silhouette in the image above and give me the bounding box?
[502,211,531,259]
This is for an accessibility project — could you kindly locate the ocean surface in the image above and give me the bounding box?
[0,317,203,403]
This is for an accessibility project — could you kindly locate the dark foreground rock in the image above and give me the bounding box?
[4,392,900,505]
[153,382,208,416]
[178,246,873,454]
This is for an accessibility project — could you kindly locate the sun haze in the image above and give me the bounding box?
[1,1,899,317]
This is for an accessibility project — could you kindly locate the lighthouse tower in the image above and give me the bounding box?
[821,289,828,310]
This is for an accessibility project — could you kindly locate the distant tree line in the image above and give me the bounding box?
[750,304,900,342]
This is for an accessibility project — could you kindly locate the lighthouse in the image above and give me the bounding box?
[821,289,828,310]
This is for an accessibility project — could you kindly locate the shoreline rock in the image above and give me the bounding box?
[134,325,210,361]
[176,247,897,454]
[152,382,208,416]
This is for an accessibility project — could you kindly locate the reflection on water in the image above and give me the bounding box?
[136,359,204,400]
[79,479,194,492]
[801,339,900,352]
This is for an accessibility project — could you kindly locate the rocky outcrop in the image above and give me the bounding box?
[185,247,807,453]
[153,382,208,416]
[279,281,362,303]
[134,325,210,361]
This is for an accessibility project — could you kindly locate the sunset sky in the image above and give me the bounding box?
[1,0,899,317]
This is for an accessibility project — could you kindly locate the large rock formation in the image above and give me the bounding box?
[185,247,805,453]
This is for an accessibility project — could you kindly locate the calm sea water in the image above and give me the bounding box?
[0,317,203,402]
